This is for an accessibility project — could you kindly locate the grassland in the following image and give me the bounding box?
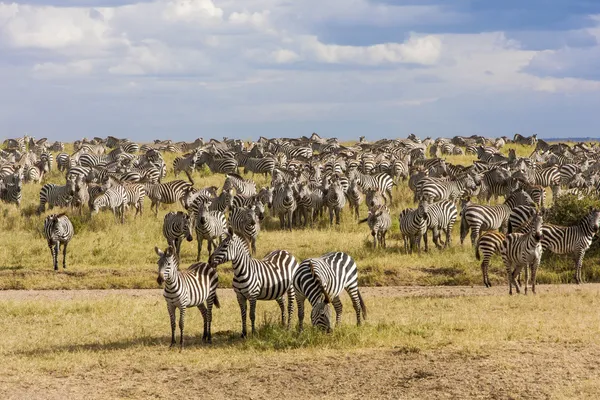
[0,141,598,290]
[2,285,600,399]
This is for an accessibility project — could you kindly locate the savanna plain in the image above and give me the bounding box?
[1,141,600,399]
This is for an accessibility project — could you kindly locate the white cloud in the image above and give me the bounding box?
[271,49,301,64]
[163,0,223,22]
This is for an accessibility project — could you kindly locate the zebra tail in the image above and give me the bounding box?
[358,290,367,320]
[358,217,369,224]
[475,243,481,261]
[213,294,221,309]
[460,216,468,239]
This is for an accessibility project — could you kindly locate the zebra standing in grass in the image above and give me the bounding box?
[91,184,128,223]
[122,182,146,217]
[500,212,544,295]
[365,188,386,209]
[208,229,299,338]
[347,168,395,203]
[197,151,238,174]
[223,173,257,197]
[346,179,363,219]
[0,173,22,206]
[419,174,478,203]
[294,252,367,331]
[155,246,220,347]
[460,189,535,246]
[144,180,193,216]
[43,214,74,271]
[172,151,199,184]
[541,208,600,284]
[163,212,194,257]
[194,200,228,261]
[38,176,77,214]
[425,200,458,249]
[273,182,297,231]
[243,157,276,178]
[399,201,429,254]
[359,205,391,249]
[326,179,346,225]
[229,206,260,255]
[475,230,505,287]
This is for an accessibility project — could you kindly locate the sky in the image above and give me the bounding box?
[1,1,600,142]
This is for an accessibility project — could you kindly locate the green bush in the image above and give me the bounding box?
[546,194,600,225]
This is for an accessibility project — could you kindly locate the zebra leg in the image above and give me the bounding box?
[249,298,258,336]
[206,295,215,344]
[332,296,343,326]
[512,265,522,294]
[329,207,334,226]
[505,259,513,295]
[423,231,429,252]
[372,230,377,249]
[575,251,585,284]
[196,236,203,262]
[179,306,186,349]
[470,226,480,247]
[62,242,68,269]
[347,286,364,325]
[481,257,489,288]
[167,304,176,348]
[237,293,248,338]
[286,285,295,330]
[531,259,540,295]
[524,262,530,295]
[198,304,208,342]
[251,238,256,256]
[296,293,306,331]
[276,297,286,326]
[50,242,59,271]
[279,214,285,230]
[288,210,293,231]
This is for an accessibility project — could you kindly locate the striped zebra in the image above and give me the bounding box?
[460,189,535,246]
[144,180,193,216]
[326,179,346,225]
[163,212,194,257]
[24,160,49,184]
[71,176,89,214]
[273,182,297,231]
[155,246,220,347]
[38,176,77,214]
[173,151,199,184]
[91,184,127,223]
[346,179,363,219]
[223,173,257,197]
[500,212,544,295]
[348,169,395,203]
[507,205,537,234]
[194,200,227,261]
[477,168,512,203]
[419,174,478,203]
[242,157,275,177]
[294,252,367,331]
[399,201,428,254]
[541,208,600,284]
[425,200,458,249]
[513,133,538,146]
[123,182,146,217]
[0,174,22,206]
[230,206,260,255]
[296,183,324,226]
[365,188,386,209]
[475,230,505,287]
[208,230,299,337]
[208,188,234,214]
[43,214,74,271]
[359,205,391,248]
[197,151,238,174]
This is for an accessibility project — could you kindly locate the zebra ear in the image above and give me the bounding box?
[154,246,164,257]
[227,226,234,236]
[166,246,174,257]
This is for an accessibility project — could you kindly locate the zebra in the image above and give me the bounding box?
[507,205,537,234]
[364,188,386,209]
[419,174,478,203]
[346,179,363,219]
[399,201,429,254]
[71,176,89,214]
[243,157,275,177]
[0,174,22,206]
[294,252,367,331]
[208,229,299,338]
[460,189,535,246]
[24,160,49,184]
[425,200,458,249]
[541,208,600,284]
[475,230,505,287]
[348,169,395,203]
[91,185,128,223]
[163,212,194,257]
[359,205,391,248]
[123,182,146,217]
[172,151,199,184]
[229,206,260,255]
[194,200,228,261]
[273,182,297,231]
[144,180,193,216]
[38,176,77,214]
[43,214,74,271]
[500,212,544,295]
[223,173,257,197]
[513,133,538,146]
[326,179,346,225]
[154,246,220,347]
[197,151,238,174]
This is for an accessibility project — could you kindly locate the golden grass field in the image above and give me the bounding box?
[0,142,595,290]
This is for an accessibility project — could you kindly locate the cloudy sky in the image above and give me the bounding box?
[1,0,600,142]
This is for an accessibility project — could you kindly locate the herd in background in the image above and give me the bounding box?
[2,132,600,343]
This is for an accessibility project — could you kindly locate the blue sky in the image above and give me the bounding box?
[1,0,600,142]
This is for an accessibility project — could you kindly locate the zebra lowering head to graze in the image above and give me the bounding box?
[208,229,298,338]
[359,205,391,249]
[163,212,194,258]
[541,208,600,284]
[293,252,366,332]
[475,230,505,288]
[155,246,220,347]
[500,211,544,295]
[43,214,74,271]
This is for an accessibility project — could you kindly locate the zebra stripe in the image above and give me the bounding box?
[38,177,77,214]
[348,169,395,203]
[223,173,257,197]
[475,230,505,287]
[272,182,297,231]
[144,180,193,216]
[43,214,74,271]
[194,200,227,261]
[359,205,391,248]
[91,185,127,223]
[229,206,260,255]
[163,211,194,257]
[425,200,458,249]
[326,179,346,225]
[399,201,428,254]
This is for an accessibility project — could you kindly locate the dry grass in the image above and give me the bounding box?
[2,285,600,399]
[1,142,599,289]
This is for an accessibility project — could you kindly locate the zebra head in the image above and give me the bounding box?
[154,245,178,285]
[180,212,194,242]
[308,261,333,333]
[252,198,265,221]
[208,227,236,268]
[258,187,273,209]
[197,201,212,225]
[532,212,544,241]
[586,208,600,234]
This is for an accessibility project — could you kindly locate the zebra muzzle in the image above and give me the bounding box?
[157,275,164,285]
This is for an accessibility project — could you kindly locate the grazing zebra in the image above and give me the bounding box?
[513,133,538,146]
[425,200,458,249]
[229,206,260,255]
[399,201,429,254]
[326,179,346,225]
[346,179,363,219]
[294,252,367,331]
[91,185,127,223]
[460,189,535,246]
[197,151,238,174]
[144,180,193,216]
[208,230,299,338]
[223,173,257,197]
[155,246,220,347]
[347,169,395,203]
[172,151,199,184]
[163,212,194,257]
[541,208,600,284]
[38,176,77,214]
[500,212,544,295]
[194,201,228,261]
[419,174,478,203]
[475,230,505,287]
[43,214,74,271]
[273,182,297,231]
[359,205,391,248]
[243,157,275,177]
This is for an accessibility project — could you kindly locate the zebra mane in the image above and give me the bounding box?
[308,261,330,304]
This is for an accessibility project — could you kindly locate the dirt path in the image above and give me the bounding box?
[1,283,600,301]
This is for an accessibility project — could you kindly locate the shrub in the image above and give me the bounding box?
[546,194,600,226]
